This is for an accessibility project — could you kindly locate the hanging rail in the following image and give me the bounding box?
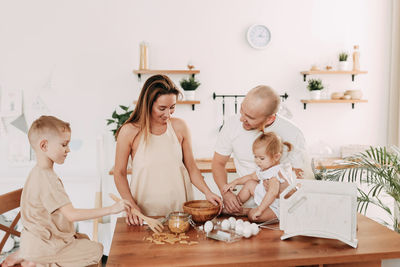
[212,92,289,131]
[212,92,289,101]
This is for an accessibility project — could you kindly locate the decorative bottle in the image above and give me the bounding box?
[352,45,360,71]
[139,42,148,70]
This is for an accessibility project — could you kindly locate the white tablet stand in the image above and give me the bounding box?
[280,179,358,248]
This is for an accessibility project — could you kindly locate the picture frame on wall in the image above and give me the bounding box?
[0,89,22,117]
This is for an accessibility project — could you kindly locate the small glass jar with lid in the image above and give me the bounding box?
[166,212,194,234]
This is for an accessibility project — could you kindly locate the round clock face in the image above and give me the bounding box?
[247,24,271,49]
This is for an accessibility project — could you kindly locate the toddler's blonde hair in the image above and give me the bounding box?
[28,115,71,146]
[252,132,292,158]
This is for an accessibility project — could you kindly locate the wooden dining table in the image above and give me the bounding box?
[107,214,400,266]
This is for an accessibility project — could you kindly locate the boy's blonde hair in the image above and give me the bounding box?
[28,116,71,146]
[252,132,292,158]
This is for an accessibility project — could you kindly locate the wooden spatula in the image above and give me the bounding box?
[109,193,164,233]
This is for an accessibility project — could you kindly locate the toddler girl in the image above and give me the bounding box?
[223,132,292,222]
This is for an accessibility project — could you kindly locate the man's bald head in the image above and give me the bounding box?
[247,85,280,117]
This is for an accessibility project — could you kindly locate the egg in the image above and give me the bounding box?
[236,219,244,225]
[243,225,252,238]
[221,219,230,231]
[228,217,236,229]
[235,223,244,235]
[250,223,260,236]
[243,221,251,227]
[204,221,213,233]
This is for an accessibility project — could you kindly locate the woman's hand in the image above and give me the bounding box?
[110,199,132,215]
[125,201,144,226]
[205,192,223,213]
[223,181,237,193]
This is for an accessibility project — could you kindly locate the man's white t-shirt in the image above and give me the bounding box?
[215,114,311,178]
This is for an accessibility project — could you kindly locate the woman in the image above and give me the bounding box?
[114,74,222,225]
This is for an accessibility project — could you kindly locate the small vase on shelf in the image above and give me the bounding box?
[352,45,360,71]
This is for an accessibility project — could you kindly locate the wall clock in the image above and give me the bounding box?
[247,24,271,49]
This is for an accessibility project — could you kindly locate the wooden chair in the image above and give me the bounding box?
[0,188,22,253]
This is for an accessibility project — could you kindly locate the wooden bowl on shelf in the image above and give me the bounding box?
[183,200,220,223]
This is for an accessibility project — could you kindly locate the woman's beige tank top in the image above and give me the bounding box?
[129,120,193,216]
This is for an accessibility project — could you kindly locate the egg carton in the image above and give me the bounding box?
[206,227,242,243]
[200,218,262,243]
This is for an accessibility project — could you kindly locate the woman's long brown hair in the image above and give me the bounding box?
[115,74,181,142]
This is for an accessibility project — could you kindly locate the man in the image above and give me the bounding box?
[212,85,312,214]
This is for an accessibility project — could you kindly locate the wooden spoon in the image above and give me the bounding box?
[109,193,164,233]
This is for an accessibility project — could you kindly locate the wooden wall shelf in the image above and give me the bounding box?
[300,99,368,110]
[133,69,200,81]
[300,70,368,81]
[133,100,200,111]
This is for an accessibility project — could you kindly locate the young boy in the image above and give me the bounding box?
[1,116,131,267]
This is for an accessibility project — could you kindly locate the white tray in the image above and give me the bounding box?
[279,179,358,248]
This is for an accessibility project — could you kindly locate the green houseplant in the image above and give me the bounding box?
[307,79,324,100]
[319,146,400,232]
[106,105,133,139]
[180,76,201,100]
[338,52,349,70]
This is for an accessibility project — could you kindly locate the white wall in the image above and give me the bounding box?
[0,0,392,180]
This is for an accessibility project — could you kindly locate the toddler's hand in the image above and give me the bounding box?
[110,199,132,214]
[223,182,236,193]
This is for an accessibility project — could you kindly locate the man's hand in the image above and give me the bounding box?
[222,190,242,213]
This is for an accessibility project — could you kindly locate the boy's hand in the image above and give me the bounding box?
[223,182,236,193]
[110,199,132,214]
[205,192,223,213]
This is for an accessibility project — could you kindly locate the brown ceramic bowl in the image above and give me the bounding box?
[183,200,220,223]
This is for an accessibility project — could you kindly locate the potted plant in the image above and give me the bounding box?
[307,79,324,100]
[179,76,201,100]
[106,105,133,140]
[318,146,400,232]
[338,52,349,71]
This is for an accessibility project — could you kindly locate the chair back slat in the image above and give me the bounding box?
[0,188,23,253]
[0,188,22,214]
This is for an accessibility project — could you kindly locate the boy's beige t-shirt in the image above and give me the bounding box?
[20,165,75,259]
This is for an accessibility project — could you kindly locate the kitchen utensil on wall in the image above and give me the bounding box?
[219,96,225,131]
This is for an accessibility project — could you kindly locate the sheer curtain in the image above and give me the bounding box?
[388,0,400,147]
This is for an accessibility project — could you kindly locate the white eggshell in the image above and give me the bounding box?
[235,223,244,235]
[236,219,244,225]
[243,226,252,238]
[221,219,230,231]
[250,223,260,236]
[204,221,213,233]
[243,221,251,227]
[228,217,236,229]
